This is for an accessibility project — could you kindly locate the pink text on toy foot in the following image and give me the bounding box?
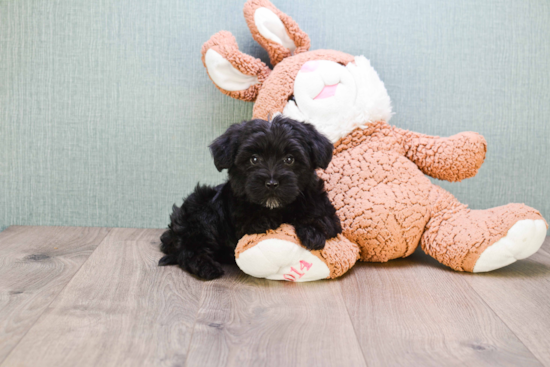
[283,260,313,281]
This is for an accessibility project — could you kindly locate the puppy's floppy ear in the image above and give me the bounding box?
[275,116,333,169]
[209,123,245,172]
[301,122,334,169]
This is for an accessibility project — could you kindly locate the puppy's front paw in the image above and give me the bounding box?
[197,263,224,280]
[158,255,177,266]
[323,215,342,239]
[296,226,326,250]
[184,253,224,280]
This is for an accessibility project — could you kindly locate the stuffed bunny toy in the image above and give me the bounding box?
[200,0,547,281]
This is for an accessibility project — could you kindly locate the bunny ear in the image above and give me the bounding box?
[201,31,271,102]
[244,0,310,66]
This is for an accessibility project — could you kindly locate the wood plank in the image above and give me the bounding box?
[0,228,204,367]
[0,226,110,364]
[462,237,550,366]
[185,266,367,367]
[340,247,544,367]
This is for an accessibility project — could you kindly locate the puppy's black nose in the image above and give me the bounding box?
[265,179,279,189]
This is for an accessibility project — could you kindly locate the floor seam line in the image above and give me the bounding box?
[461,275,545,366]
[338,277,371,367]
[182,281,206,365]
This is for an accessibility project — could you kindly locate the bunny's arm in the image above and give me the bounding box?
[392,126,487,182]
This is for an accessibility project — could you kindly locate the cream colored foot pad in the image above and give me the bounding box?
[236,238,330,282]
[474,219,547,272]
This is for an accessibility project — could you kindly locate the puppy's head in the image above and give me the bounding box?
[209,115,333,209]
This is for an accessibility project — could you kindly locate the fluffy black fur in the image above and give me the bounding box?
[158,116,342,280]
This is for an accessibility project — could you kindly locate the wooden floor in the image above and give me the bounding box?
[0,227,549,367]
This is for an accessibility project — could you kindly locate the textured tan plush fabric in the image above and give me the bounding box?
[314,233,360,278]
[396,127,488,182]
[321,122,434,263]
[320,122,547,271]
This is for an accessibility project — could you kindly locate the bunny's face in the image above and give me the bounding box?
[290,60,357,123]
[201,0,392,143]
[282,55,393,142]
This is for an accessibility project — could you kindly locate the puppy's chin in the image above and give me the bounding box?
[246,190,299,210]
[264,197,281,210]
[242,179,300,210]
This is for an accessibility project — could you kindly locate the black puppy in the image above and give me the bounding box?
[158,116,342,280]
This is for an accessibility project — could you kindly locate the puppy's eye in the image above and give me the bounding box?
[283,156,295,165]
[250,156,259,165]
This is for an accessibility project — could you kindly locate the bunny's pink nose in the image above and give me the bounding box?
[300,60,319,73]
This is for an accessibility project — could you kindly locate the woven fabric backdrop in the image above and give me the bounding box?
[1,0,549,231]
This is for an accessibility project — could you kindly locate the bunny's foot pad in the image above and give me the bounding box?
[235,224,360,282]
[473,219,547,272]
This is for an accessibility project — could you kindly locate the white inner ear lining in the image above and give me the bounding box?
[204,49,260,92]
[254,7,296,52]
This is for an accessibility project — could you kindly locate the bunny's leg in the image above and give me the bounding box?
[422,186,547,272]
[235,224,360,281]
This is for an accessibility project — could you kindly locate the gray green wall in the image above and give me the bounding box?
[1,0,549,230]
